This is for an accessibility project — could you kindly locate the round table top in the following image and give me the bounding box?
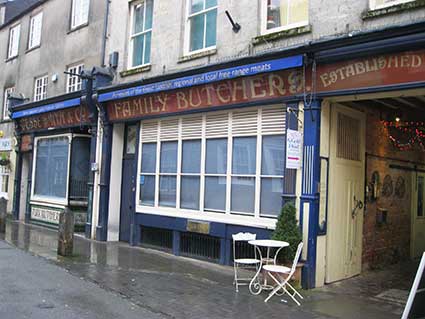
[248,239,289,248]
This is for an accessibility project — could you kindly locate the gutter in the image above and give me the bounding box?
[100,0,110,67]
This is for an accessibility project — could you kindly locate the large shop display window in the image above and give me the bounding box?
[32,134,90,205]
[137,105,287,225]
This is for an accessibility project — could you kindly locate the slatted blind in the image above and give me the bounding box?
[140,105,287,141]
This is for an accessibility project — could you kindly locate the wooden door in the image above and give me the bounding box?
[326,104,365,283]
[412,172,425,258]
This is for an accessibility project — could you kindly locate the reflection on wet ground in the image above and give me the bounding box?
[1,220,416,319]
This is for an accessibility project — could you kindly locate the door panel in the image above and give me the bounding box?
[119,125,138,242]
[412,173,425,258]
[326,104,365,283]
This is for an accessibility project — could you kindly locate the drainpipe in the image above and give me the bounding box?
[81,71,98,239]
[101,0,111,67]
[93,93,112,242]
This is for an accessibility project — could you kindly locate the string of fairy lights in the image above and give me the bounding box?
[382,120,425,151]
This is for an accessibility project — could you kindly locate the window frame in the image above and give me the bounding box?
[0,166,10,199]
[260,0,309,36]
[66,63,84,93]
[3,87,15,120]
[70,0,90,30]
[30,134,72,206]
[28,11,43,50]
[34,75,48,101]
[370,0,415,10]
[136,106,287,229]
[7,23,21,59]
[184,0,218,56]
[128,0,153,70]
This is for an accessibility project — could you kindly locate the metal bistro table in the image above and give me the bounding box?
[248,239,289,295]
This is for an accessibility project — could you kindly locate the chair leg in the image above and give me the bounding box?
[286,282,303,300]
[233,263,239,292]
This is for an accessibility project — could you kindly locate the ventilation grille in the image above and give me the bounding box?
[141,121,158,142]
[180,232,220,262]
[337,113,360,161]
[141,226,173,251]
[182,116,202,139]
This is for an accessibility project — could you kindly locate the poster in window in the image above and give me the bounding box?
[126,125,137,154]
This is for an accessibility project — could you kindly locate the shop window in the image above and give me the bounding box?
[129,0,153,68]
[32,134,90,205]
[34,75,48,102]
[28,12,43,50]
[33,136,70,200]
[262,0,308,35]
[3,87,15,120]
[69,137,90,200]
[71,0,90,29]
[66,64,84,93]
[370,0,415,10]
[138,105,288,221]
[7,24,20,59]
[186,0,217,53]
[0,166,9,198]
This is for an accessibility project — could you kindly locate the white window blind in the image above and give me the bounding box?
[28,12,43,49]
[8,24,20,58]
[138,105,287,219]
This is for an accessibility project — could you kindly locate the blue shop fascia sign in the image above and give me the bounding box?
[12,55,303,119]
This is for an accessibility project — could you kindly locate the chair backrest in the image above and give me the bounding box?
[232,232,256,260]
[290,242,304,275]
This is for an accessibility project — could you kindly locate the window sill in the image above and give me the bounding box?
[67,22,89,34]
[26,45,41,54]
[362,0,425,19]
[178,48,217,63]
[5,56,18,63]
[0,118,13,124]
[120,64,151,77]
[252,24,312,46]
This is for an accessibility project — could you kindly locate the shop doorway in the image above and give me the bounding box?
[326,104,366,283]
[119,125,138,242]
[19,153,30,221]
[411,172,425,259]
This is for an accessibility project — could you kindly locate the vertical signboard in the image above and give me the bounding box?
[286,129,302,169]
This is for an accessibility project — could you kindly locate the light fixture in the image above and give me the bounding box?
[225,11,241,33]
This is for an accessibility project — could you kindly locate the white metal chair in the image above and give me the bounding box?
[232,232,261,292]
[263,242,304,305]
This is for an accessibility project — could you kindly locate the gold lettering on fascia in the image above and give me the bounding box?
[319,54,423,88]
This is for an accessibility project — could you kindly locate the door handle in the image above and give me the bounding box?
[352,196,364,218]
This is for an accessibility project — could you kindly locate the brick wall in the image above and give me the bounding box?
[361,107,425,269]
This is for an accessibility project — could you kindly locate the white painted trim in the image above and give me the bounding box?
[107,124,125,241]
[370,0,414,10]
[31,134,72,207]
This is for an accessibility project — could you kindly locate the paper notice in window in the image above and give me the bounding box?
[286,129,302,169]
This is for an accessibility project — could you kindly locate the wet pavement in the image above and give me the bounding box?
[0,220,415,319]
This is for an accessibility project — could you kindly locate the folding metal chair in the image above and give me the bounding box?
[232,232,261,292]
[263,242,304,305]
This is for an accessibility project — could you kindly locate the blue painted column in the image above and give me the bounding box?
[130,123,141,246]
[300,100,321,289]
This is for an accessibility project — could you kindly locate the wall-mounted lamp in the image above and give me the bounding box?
[225,10,241,33]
